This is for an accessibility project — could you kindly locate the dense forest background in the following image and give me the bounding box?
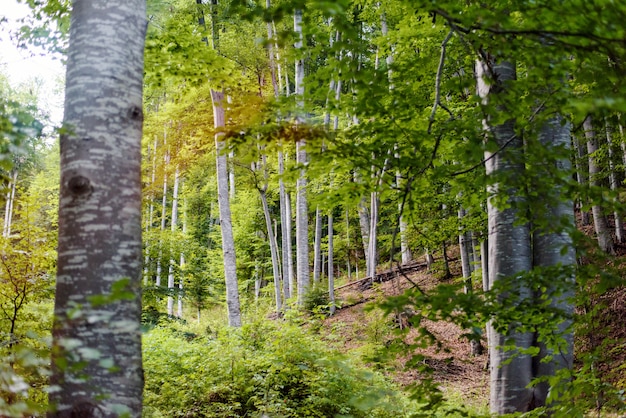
[1,0,626,416]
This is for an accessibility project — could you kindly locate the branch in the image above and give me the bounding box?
[450,95,549,176]
[428,29,455,135]
[450,132,517,176]
[433,8,626,49]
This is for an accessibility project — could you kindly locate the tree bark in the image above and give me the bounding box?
[295,141,309,304]
[3,169,17,238]
[328,212,335,315]
[257,154,282,312]
[143,137,158,286]
[167,167,180,316]
[531,116,576,406]
[50,0,146,415]
[294,8,309,305]
[605,119,624,242]
[477,59,534,414]
[178,195,187,318]
[584,116,615,254]
[367,191,379,277]
[278,151,293,301]
[211,88,242,327]
[313,207,322,283]
[156,144,169,288]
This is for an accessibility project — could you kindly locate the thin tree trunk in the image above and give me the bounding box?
[167,167,180,316]
[618,121,626,175]
[178,195,186,318]
[50,0,145,414]
[260,188,282,311]
[228,150,236,200]
[345,209,351,280]
[285,190,295,298]
[458,207,472,290]
[211,88,242,327]
[605,119,624,242]
[328,212,335,315]
[584,116,615,254]
[294,8,309,304]
[156,144,169,288]
[144,137,158,286]
[573,134,590,226]
[257,153,282,312]
[313,207,322,283]
[367,191,379,277]
[3,169,17,238]
[266,0,279,97]
[278,151,293,301]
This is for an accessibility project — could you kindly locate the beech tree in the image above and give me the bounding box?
[49,0,146,416]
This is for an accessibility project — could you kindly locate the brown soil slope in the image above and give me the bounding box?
[323,259,489,407]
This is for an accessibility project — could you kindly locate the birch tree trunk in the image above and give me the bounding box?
[584,116,615,254]
[477,59,534,414]
[50,0,146,415]
[211,88,242,327]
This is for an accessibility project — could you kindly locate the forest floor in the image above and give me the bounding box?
[321,246,626,412]
[323,253,490,410]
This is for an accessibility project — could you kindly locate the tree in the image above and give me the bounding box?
[294,7,310,305]
[49,0,146,416]
[211,88,242,327]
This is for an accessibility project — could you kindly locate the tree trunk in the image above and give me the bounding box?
[3,169,17,238]
[573,134,591,226]
[605,119,624,242]
[328,212,335,315]
[458,207,472,290]
[313,207,322,283]
[211,88,242,327]
[260,187,282,311]
[477,58,534,414]
[345,209,352,280]
[367,191,379,277]
[143,137,158,286]
[531,116,576,406]
[50,1,146,415]
[295,141,309,304]
[584,116,615,254]
[265,0,279,98]
[167,167,180,316]
[228,150,236,200]
[156,146,169,288]
[294,8,309,305]
[178,195,187,318]
[257,153,282,313]
[278,151,293,301]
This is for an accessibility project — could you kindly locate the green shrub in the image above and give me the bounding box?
[142,320,412,417]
